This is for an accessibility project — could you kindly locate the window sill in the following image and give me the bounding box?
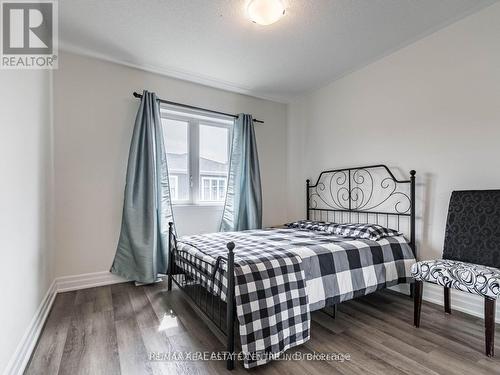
[173,203,224,209]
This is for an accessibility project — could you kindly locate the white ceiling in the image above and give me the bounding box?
[59,0,496,102]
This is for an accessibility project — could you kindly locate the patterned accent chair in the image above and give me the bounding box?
[411,190,500,357]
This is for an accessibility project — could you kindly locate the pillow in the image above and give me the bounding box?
[285,220,402,241]
[285,220,336,232]
[333,223,402,241]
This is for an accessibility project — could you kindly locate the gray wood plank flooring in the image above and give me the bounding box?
[25,281,500,374]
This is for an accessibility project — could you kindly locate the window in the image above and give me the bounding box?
[161,107,232,204]
[163,120,188,201]
[169,175,179,201]
[201,177,227,201]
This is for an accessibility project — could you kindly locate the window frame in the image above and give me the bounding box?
[160,106,232,206]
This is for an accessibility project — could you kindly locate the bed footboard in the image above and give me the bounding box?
[167,222,237,370]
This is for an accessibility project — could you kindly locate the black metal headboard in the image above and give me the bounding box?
[306,165,416,256]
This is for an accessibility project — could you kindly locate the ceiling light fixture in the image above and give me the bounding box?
[247,0,285,26]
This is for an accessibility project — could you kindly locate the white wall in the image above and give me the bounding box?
[286,3,500,318]
[0,70,53,373]
[287,3,500,261]
[173,205,224,236]
[53,51,288,278]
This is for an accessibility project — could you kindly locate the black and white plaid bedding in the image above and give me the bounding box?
[176,228,415,368]
[286,220,402,241]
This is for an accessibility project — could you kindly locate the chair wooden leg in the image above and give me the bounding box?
[444,287,451,314]
[485,297,496,357]
[409,282,415,298]
[414,280,423,328]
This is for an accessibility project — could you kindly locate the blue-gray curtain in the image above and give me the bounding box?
[111,90,174,284]
[220,114,262,231]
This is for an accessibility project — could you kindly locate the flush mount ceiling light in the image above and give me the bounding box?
[247,0,285,26]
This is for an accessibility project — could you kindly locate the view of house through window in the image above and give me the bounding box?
[168,175,179,201]
[162,118,189,201]
[161,108,232,204]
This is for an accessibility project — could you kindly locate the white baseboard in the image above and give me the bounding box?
[55,271,128,293]
[390,283,500,324]
[3,281,57,375]
[3,271,128,375]
[389,283,411,295]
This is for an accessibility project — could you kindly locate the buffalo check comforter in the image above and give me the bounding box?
[175,228,415,368]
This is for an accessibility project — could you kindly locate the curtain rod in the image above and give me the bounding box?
[132,92,264,124]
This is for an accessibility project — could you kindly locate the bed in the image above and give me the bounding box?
[166,165,417,369]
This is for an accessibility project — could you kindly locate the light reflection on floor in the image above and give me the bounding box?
[158,309,179,332]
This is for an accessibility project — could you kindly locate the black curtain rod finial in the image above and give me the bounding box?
[132,91,264,124]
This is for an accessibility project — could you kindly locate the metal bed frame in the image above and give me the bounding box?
[167,164,416,370]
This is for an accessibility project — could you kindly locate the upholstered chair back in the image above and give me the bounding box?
[443,190,500,269]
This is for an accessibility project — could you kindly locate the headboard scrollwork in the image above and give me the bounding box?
[306,165,416,255]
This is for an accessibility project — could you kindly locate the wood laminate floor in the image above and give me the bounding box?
[25,281,500,375]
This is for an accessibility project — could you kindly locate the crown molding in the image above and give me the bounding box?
[59,41,290,104]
